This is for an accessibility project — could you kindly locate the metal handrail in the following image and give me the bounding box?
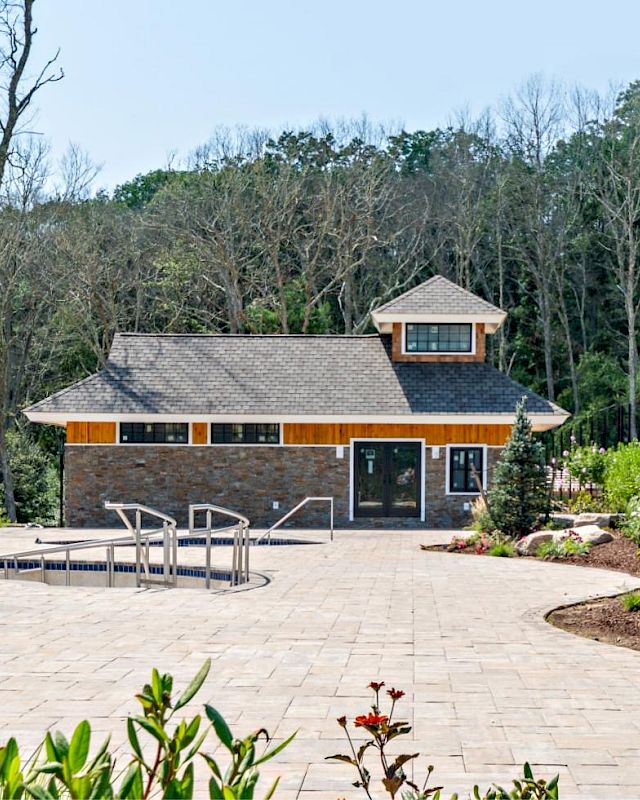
[188,503,250,588]
[105,501,177,588]
[255,496,334,545]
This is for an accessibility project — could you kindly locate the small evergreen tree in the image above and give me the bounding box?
[488,397,549,538]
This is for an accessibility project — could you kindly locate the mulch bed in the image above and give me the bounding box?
[423,531,640,652]
[547,596,640,652]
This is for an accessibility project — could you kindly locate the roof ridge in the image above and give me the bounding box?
[115,332,384,340]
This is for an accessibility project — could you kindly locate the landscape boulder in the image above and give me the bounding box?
[516,530,554,556]
[573,512,614,528]
[554,524,613,546]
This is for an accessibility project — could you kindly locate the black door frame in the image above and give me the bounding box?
[352,440,423,518]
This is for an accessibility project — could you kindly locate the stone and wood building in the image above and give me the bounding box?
[24,276,568,528]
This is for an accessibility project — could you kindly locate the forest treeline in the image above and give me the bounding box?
[2,52,640,520]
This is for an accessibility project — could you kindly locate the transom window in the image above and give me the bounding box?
[405,323,472,353]
[211,423,280,444]
[120,422,189,444]
[449,447,484,493]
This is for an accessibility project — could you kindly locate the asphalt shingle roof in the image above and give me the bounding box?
[374,275,504,317]
[25,333,565,418]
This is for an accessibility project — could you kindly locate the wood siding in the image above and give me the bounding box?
[67,421,116,444]
[283,422,511,446]
[192,422,208,445]
[391,322,485,362]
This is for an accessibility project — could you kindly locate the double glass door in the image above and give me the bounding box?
[354,442,421,517]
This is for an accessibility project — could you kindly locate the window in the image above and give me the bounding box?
[405,323,472,353]
[120,422,189,444]
[448,447,484,493]
[211,423,280,444]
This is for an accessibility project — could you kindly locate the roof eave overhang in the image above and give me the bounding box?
[372,311,507,333]
[24,410,569,432]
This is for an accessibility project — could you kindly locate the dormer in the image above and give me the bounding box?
[371,275,506,363]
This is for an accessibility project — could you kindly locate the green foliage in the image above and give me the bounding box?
[536,534,591,559]
[488,399,549,539]
[113,169,184,208]
[0,428,58,524]
[622,592,640,612]
[565,445,607,487]
[475,763,559,800]
[487,541,515,558]
[565,491,607,514]
[0,660,294,799]
[604,443,640,512]
[556,352,626,415]
[621,496,640,545]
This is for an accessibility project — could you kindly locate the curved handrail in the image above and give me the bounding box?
[188,503,249,530]
[105,501,177,528]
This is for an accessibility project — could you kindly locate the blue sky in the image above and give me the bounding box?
[31,0,640,190]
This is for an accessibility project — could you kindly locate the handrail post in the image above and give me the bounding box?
[330,497,334,542]
[172,524,177,586]
[40,555,45,583]
[163,520,170,586]
[243,524,250,583]
[65,549,70,586]
[205,525,211,590]
[135,510,141,589]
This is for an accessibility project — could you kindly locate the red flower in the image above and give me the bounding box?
[387,688,405,700]
[354,713,388,728]
[369,681,385,691]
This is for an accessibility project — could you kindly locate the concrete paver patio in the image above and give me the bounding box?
[1,528,640,798]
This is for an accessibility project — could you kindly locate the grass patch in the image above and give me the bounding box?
[487,541,515,558]
[622,591,640,612]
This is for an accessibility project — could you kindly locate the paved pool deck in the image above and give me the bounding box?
[1,527,640,798]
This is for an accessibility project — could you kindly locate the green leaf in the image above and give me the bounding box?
[126,719,144,762]
[262,776,280,800]
[68,721,91,774]
[201,754,223,780]
[252,730,296,767]
[118,763,143,799]
[132,715,168,745]
[325,754,357,765]
[523,762,533,781]
[208,776,224,800]
[25,786,56,800]
[53,732,69,761]
[174,660,211,711]
[204,706,233,751]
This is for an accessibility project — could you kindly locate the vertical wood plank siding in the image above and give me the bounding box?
[67,421,116,444]
[282,423,511,446]
[192,422,208,445]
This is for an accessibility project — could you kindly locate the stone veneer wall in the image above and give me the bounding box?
[64,444,503,529]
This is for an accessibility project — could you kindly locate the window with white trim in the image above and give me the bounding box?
[211,423,280,444]
[405,323,472,353]
[120,422,189,444]
[449,447,483,493]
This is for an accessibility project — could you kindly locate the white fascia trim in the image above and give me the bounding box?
[400,322,477,357]
[348,437,426,523]
[372,311,506,325]
[444,443,488,496]
[24,411,568,429]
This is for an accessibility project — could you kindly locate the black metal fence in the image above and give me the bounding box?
[542,401,637,466]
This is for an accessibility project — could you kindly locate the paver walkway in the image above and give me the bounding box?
[1,529,640,798]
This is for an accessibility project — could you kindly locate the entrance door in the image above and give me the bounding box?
[354,442,422,517]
